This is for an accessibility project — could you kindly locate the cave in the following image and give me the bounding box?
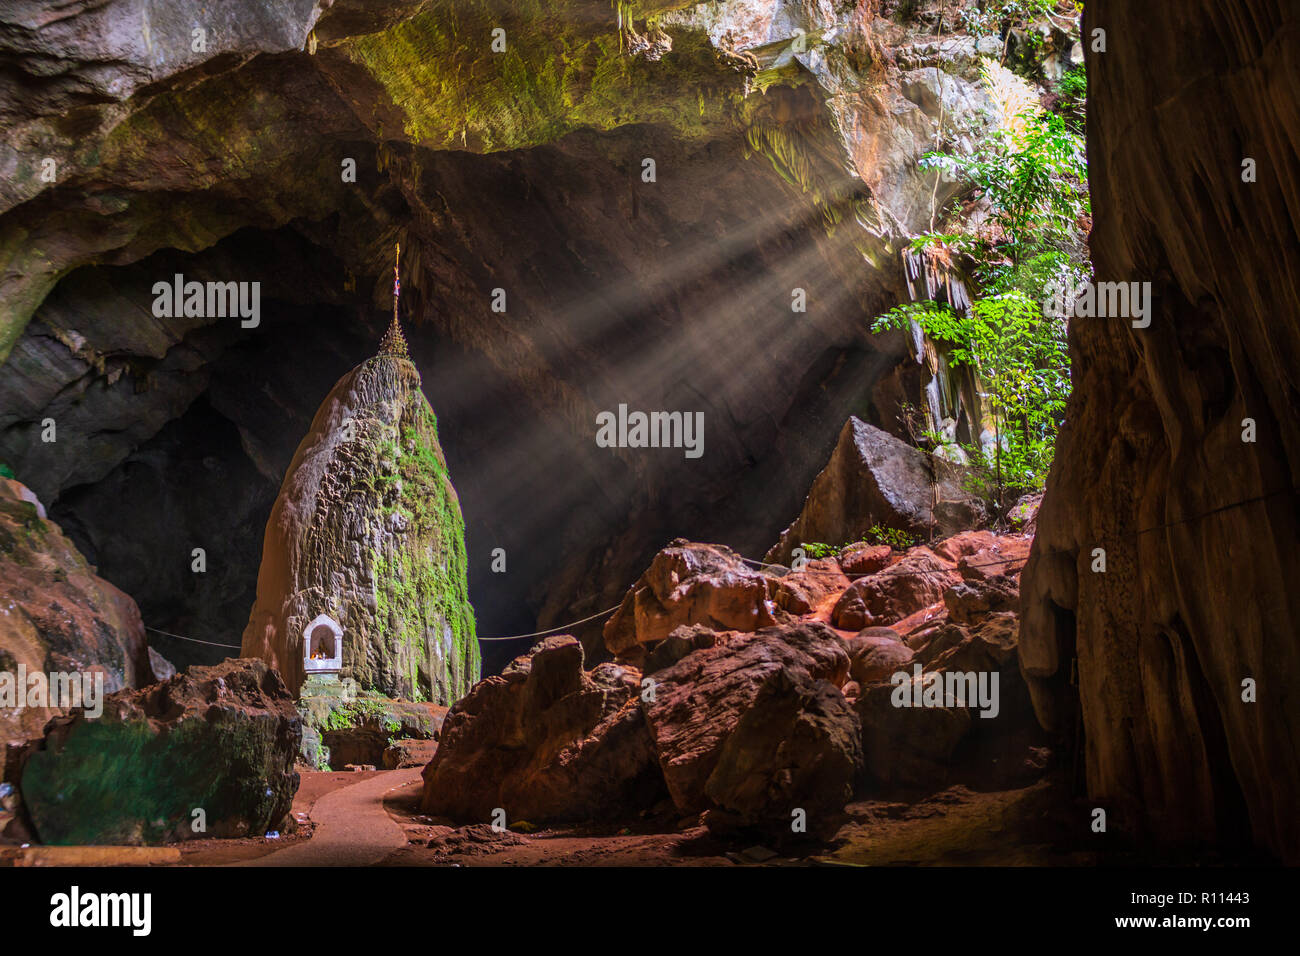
[0,0,1297,888]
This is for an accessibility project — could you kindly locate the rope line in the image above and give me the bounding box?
[144,625,241,649]
[139,485,1297,650]
[477,604,622,641]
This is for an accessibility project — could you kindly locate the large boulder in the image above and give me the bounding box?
[420,636,664,823]
[641,621,853,819]
[0,477,151,745]
[831,547,961,630]
[704,667,862,835]
[240,323,479,702]
[16,657,300,845]
[766,417,986,565]
[603,540,778,659]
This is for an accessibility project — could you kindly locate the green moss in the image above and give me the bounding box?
[343,0,743,151]
[20,717,295,845]
[367,393,479,703]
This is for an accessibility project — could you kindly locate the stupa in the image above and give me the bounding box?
[240,246,479,702]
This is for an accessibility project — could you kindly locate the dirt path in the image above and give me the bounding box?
[231,769,422,867]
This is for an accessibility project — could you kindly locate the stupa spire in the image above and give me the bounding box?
[379,241,409,358]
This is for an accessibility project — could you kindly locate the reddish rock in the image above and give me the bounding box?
[849,636,916,686]
[840,543,893,577]
[831,547,961,630]
[421,636,665,823]
[770,558,850,615]
[856,676,971,789]
[0,477,151,745]
[641,621,850,816]
[603,541,777,657]
[703,668,862,835]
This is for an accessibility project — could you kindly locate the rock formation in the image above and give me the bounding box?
[767,417,986,566]
[421,635,664,823]
[0,476,152,744]
[15,657,300,845]
[423,527,1043,834]
[241,319,479,702]
[1019,0,1300,863]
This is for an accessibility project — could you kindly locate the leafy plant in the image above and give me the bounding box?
[874,99,1089,515]
[864,525,918,550]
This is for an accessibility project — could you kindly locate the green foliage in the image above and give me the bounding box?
[865,525,919,550]
[0,462,13,480]
[801,541,839,560]
[874,99,1089,511]
[958,1,1072,38]
[1054,63,1086,133]
[800,525,917,561]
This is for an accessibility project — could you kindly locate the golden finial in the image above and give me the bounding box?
[380,241,408,358]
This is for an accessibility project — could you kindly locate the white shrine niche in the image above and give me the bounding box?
[303,614,343,674]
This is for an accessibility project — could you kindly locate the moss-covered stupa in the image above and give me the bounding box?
[241,253,478,702]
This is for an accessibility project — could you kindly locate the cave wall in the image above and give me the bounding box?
[0,1,1018,671]
[1020,0,1300,862]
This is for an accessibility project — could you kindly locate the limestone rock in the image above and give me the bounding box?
[1019,0,1300,862]
[16,657,300,845]
[766,417,986,566]
[420,636,664,823]
[0,477,150,744]
[704,668,862,835]
[240,334,479,702]
[603,540,778,658]
[831,547,960,630]
[641,621,850,815]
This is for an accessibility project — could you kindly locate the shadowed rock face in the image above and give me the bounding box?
[0,2,1014,664]
[241,336,479,702]
[1019,0,1300,862]
[16,657,300,846]
[767,417,987,566]
[0,477,151,745]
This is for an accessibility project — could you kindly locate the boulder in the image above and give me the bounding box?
[420,636,665,823]
[704,668,862,835]
[840,543,893,577]
[766,417,985,565]
[603,540,778,658]
[0,477,151,745]
[831,547,961,630]
[856,678,971,789]
[769,558,851,615]
[641,621,851,815]
[16,658,300,845]
[849,633,916,686]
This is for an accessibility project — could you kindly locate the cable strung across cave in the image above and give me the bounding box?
[140,484,1299,652]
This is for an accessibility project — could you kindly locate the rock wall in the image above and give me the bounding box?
[0,1,1023,658]
[0,477,151,745]
[1019,0,1300,862]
